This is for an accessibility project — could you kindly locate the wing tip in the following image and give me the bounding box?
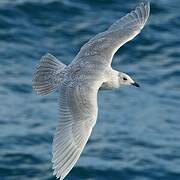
[135,0,150,26]
[140,0,150,6]
[144,0,150,13]
[52,169,62,179]
[140,0,150,16]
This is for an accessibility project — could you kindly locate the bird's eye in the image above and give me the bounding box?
[123,77,127,81]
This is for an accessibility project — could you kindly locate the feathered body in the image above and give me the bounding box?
[32,1,150,179]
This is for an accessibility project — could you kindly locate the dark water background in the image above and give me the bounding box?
[0,0,180,179]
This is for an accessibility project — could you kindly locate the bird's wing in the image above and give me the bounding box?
[52,80,101,180]
[73,0,150,67]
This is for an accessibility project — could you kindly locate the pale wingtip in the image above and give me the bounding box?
[137,0,150,26]
[140,0,150,14]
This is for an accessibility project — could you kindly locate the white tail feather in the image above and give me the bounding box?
[32,53,66,95]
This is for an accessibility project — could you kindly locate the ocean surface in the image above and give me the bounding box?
[0,0,180,179]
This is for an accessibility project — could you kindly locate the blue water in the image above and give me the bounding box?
[0,0,180,179]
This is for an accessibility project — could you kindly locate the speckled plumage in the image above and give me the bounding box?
[32,1,150,179]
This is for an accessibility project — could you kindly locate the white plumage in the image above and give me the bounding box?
[32,1,150,179]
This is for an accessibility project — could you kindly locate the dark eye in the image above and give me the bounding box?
[123,77,127,81]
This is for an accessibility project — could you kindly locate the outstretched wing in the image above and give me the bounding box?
[52,80,101,180]
[73,0,150,67]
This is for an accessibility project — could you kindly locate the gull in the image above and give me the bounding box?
[32,1,150,179]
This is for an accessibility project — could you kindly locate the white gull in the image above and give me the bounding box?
[32,1,150,179]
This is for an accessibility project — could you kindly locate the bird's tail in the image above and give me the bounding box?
[32,53,66,95]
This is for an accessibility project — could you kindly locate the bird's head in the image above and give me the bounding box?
[118,72,140,87]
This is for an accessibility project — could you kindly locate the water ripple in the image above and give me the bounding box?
[0,0,180,179]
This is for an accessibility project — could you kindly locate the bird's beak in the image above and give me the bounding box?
[131,82,140,87]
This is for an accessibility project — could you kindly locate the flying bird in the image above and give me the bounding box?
[32,1,150,179]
